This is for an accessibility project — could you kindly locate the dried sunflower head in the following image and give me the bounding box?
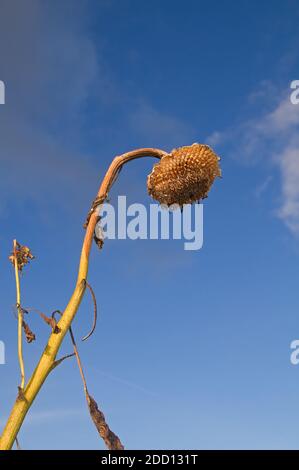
[147,143,221,206]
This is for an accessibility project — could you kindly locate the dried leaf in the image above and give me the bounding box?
[39,311,60,334]
[9,242,35,271]
[22,320,36,343]
[87,393,124,450]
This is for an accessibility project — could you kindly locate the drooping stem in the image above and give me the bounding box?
[13,240,25,390]
[0,148,167,450]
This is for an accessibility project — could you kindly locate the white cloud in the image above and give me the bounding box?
[0,1,193,218]
[208,88,299,235]
[0,1,106,215]
[254,99,299,135]
[0,408,84,429]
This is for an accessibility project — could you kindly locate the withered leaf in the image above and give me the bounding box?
[22,320,36,343]
[87,393,124,450]
[9,242,35,271]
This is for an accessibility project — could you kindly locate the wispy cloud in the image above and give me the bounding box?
[207,86,299,235]
[0,0,193,218]
[96,368,158,398]
[0,1,104,215]
[254,175,273,199]
[0,408,84,429]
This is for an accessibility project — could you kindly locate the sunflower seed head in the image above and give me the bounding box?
[147,143,221,206]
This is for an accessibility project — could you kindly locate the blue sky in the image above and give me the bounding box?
[1,0,299,450]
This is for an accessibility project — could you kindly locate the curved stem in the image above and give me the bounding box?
[0,148,167,450]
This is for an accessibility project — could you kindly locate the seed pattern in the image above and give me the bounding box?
[147,143,221,206]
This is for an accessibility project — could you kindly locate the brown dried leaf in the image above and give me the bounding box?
[9,242,35,271]
[22,320,36,343]
[87,393,124,450]
[39,311,61,334]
